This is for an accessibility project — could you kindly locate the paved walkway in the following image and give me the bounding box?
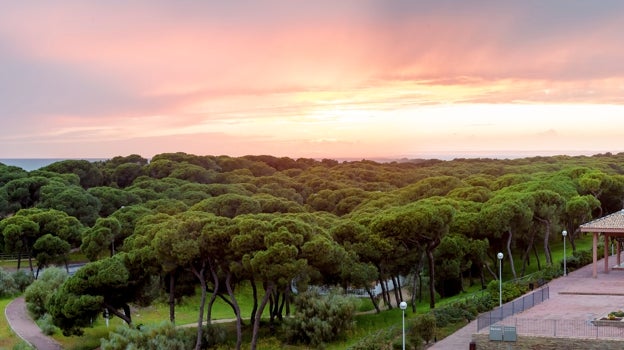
[5,297,62,350]
[429,255,624,350]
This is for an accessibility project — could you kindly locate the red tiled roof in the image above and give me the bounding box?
[580,210,624,233]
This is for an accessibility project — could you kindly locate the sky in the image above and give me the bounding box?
[2,1,624,160]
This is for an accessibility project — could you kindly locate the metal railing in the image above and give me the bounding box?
[477,286,550,331]
[493,318,624,339]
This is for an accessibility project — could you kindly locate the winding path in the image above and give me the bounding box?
[5,297,62,350]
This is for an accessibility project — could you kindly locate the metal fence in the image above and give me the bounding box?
[492,318,624,339]
[477,286,550,331]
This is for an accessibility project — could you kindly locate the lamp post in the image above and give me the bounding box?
[400,301,407,350]
[497,252,504,308]
[562,230,567,276]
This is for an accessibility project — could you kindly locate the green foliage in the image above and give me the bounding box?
[347,326,400,350]
[412,313,436,344]
[528,265,563,283]
[25,267,68,319]
[432,304,475,328]
[11,342,35,350]
[563,248,593,272]
[283,288,357,347]
[36,313,59,335]
[486,279,528,306]
[0,268,18,297]
[46,257,132,335]
[100,322,196,350]
[12,269,34,292]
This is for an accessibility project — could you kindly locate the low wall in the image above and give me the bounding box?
[472,333,624,350]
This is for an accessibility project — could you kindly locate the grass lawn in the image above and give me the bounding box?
[0,297,30,350]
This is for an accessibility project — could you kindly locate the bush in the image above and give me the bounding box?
[486,280,526,306]
[347,326,399,350]
[24,267,68,319]
[202,324,228,348]
[11,342,35,350]
[283,288,357,348]
[412,313,436,344]
[563,249,593,272]
[0,268,18,297]
[36,313,59,336]
[101,322,196,350]
[432,305,473,328]
[12,270,34,292]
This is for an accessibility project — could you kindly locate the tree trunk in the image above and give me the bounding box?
[366,288,381,313]
[27,254,34,276]
[103,301,132,324]
[278,288,287,321]
[122,304,132,324]
[392,276,401,305]
[410,271,418,312]
[521,230,536,277]
[169,273,175,324]
[418,272,423,303]
[485,262,498,280]
[206,263,220,325]
[427,245,436,309]
[479,266,486,289]
[225,271,242,350]
[191,263,207,350]
[384,279,393,308]
[535,217,552,265]
[268,292,276,327]
[250,278,259,322]
[532,244,542,271]
[506,230,517,280]
[569,227,579,251]
[251,283,274,350]
[379,277,390,309]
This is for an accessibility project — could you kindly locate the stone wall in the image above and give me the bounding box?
[472,333,624,350]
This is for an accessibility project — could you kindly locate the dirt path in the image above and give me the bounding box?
[5,297,62,350]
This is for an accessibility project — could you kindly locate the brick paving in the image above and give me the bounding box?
[429,256,624,350]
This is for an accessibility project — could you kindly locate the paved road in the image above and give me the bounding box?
[5,297,62,350]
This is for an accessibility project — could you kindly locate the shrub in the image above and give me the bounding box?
[432,305,473,327]
[563,249,593,272]
[347,326,399,350]
[36,313,59,336]
[412,313,436,344]
[486,280,526,306]
[202,324,228,348]
[11,342,35,350]
[12,270,34,292]
[0,268,18,297]
[283,288,357,347]
[24,267,68,319]
[101,322,196,350]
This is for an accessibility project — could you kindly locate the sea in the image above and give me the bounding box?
[0,159,107,172]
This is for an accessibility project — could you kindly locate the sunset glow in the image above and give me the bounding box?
[1,1,624,159]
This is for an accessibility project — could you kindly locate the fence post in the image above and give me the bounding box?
[553,319,557,337]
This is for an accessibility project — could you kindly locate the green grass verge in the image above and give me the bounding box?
[0,297,32,350]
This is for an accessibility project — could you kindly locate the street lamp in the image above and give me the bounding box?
[497,252,504,308]
[562,230,567,276]
[400,301,407,350]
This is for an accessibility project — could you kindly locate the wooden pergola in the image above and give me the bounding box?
[580,209,624,278]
